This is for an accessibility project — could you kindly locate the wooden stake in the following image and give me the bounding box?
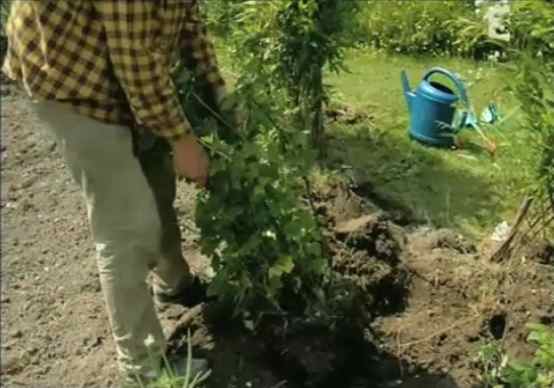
[490,196,534,262]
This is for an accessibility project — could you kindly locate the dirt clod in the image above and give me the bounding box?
[409,227,476,254]
[330,210,410,322]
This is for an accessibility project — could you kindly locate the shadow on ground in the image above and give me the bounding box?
[325,116,500,238]
[167,311,462,388]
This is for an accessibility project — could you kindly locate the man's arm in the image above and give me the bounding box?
[93,0,191,142]
[93,0,209,186]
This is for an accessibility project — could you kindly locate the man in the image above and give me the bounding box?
[3,0,229,385]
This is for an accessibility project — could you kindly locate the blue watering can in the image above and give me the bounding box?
[401,67,474,147]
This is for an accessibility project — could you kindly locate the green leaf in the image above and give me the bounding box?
[268,255,295,279]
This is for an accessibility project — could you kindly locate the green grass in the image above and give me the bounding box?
[215,44,538,239]
[325,48,538,239]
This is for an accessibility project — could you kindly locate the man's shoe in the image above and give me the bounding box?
[153,277,211,307]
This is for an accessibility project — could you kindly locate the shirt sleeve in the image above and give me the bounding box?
[92,0,191,141]
[179,1,226,104]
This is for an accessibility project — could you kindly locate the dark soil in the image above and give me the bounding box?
[1,89,553,388]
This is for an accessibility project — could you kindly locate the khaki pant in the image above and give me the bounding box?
[32,100,190,380]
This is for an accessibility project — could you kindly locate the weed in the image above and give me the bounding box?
[133,331,211,388]
[478,341,509,388]
[478,324,554,388]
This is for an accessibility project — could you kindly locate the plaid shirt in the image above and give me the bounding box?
[2,0,226,141]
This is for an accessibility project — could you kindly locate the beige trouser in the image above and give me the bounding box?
[32,100,190,379]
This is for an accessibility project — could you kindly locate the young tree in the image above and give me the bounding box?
[229,0,359,155]
[171,0,361,320]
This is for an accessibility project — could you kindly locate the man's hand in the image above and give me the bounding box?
[172,133,209,187]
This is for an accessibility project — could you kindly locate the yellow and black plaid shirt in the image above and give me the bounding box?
[2,0,226,141]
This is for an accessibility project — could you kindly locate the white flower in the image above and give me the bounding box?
[263,230,277,240]
[144,334,156,348]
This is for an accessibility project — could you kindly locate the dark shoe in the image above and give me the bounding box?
[153,277,211,307]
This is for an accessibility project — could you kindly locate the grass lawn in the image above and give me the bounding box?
[325,48,538,239]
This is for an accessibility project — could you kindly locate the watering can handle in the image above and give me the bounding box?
[423,67,470,108]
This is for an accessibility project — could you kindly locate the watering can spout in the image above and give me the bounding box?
[401,70,415,112]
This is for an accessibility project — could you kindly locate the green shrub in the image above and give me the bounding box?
[178,0,359,321]
[504,324,554,387]
[351,0,504,58]
[192,91,328,320]
[510,0,554,62]
[509,0,554,206]
[175,68,328,321]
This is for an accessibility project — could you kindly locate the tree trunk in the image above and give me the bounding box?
[310,64,325,158]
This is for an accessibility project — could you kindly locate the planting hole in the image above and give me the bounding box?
[489,313,507,340]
